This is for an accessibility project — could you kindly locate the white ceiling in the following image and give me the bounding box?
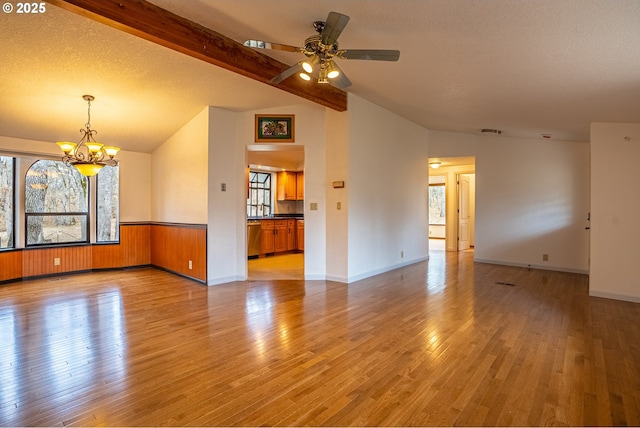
[1,0,639,160]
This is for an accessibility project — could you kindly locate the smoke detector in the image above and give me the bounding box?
[481,129,502,135]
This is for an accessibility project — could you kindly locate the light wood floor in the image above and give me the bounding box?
[1,252,640,426]
[248,253,304,280]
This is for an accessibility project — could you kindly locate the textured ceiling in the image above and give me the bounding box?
[1,0,639,158]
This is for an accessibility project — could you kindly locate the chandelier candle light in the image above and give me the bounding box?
[57,95,120,177]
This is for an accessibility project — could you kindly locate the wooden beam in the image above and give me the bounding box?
[46,0,347,112]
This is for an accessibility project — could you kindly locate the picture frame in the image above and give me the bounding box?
[255,114,295,142]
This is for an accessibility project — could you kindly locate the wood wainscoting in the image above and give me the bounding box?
[92,223,151,269]
[0,223,207,283]
[0,250,23,282]
[150,223,207,282]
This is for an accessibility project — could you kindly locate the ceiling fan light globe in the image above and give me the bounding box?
[302,62,314,73]
[299,72,311,81]
[327,69,340,79]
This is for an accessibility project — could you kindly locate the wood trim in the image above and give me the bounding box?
[46,0,347,112]
[23,245,92,277]
[150,224,207,282]
[0,250,23,282]
[1,223,205,283]
[92,224,150,269]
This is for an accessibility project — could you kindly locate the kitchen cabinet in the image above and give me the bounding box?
[260,220,275,254]
[296,220,304,251]
[274,220,288,252]
[277,171,304,201]
[255,218,302,256]
[296,172,304,200]
[286,219,296,251]
[277,171,297,201]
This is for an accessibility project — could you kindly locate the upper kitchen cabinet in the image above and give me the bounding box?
[296,172,304,200]
[277,171,304,201]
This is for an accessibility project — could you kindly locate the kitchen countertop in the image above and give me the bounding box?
[248,215,304,221]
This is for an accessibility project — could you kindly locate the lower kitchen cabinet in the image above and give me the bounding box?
[260,220,275,254]
[256,218,303,256]
[274,220,288,253]
[296,220,304,251]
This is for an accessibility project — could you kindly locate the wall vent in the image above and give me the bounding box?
[481,129,502,135]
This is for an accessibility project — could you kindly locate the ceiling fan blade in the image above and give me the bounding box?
[244,40,300,53]
[270,62,304,84]
[330,62,352,89]
[339,49,401,61]
[321,12,350,45]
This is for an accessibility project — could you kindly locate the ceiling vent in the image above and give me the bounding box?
[481,129,502,135]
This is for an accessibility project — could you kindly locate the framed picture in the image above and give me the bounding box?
[255,114,295,142]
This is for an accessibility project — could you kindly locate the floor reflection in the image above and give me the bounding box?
[0,288,127,425]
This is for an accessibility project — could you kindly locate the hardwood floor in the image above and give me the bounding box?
[1,252,639,426]
[248,253,304,280]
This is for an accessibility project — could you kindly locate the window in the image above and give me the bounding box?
[96,165,119,242]
[25,160,89,246]
[247,171,271,217]
[429,184,446,225]
[0,156,14,249]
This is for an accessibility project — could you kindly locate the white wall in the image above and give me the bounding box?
[207,107,243,285]
[325,108,349,281]
[475,135,590,273]
[590,123,640,302]
[343,94,429,282]
[151,107,208,224]
[117,150,151,222]
[428,130,477,158]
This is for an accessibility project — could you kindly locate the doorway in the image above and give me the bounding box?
[428,157,475,253]
[246,145,305,280]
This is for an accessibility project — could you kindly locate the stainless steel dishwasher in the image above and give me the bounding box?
[247,221,261,259]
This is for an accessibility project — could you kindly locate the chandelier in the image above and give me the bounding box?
[57,95,120,177]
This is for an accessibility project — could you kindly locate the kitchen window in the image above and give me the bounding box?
[0,156,15,249]
[247,171,271,217]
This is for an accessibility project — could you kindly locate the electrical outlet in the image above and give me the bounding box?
[310,202,318,211]
[188,260,193,270]
[401,251,404,258]
[337,201,341,210]
[54,258,60,266]
[542,253,549,262]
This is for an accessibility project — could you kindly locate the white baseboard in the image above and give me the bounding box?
[473,258,589,275]
[207,275,243,286]
[589,290,640,303]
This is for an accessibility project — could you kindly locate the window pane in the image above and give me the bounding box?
[26,215,88,245]
[0,156,14,249]
[429,185,446,225]
[97,165,119,242]
[247,171,272,217]
[25,160,89,246]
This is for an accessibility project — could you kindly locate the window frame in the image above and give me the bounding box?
[24,160,91,247]
[247,171,272,217]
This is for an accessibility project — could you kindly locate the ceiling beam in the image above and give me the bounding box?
[46,0,347,112]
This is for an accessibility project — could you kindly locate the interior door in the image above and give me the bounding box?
[458,174,471,251]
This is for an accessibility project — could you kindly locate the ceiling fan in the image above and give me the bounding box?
[244,12,400,89]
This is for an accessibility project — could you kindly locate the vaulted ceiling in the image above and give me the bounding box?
[1,0,639,155]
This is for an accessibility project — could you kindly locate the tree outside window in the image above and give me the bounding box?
[25,160,89,246]
[97,165,119,242]
[0,156,14,249]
